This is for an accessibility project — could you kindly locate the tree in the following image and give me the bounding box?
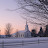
[39,0,48,5]
[31,29,37,37]
[18,0,48,14]
[7,0,48,26]
[13,0,48,26]
[44,25,48,37]
[5,23,12,37]
[38,27,44,37]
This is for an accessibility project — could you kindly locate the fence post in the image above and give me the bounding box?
[2,41,4,48]
[38,39,39,44]
[22,40,24,45]
[22,40,24,48]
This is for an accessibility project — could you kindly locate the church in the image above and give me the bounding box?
[12,21,31,38]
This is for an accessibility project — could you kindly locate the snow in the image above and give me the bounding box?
[0,37,48,48]
[32,0,41,5]
[18,30,26,33]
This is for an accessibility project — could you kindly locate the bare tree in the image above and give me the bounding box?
[7,0,48,26]
[17,0,48,14]
[5,23,12,37]
[14,0,48,26]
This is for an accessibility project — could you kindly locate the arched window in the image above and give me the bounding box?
[19,34,20,37]
[21,34,22,37]
[23,34,24,37]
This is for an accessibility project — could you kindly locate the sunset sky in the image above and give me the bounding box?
[0,0,44,35]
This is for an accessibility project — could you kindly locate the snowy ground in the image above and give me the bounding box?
[0,37,48,48]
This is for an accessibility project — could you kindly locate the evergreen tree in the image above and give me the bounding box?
[44,25,48,37]
[38,27,44,37]
[31,29,37,37]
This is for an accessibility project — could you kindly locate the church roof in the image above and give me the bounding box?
[17,30,26,33]
[12,30,26,35]
[12,33,16,35]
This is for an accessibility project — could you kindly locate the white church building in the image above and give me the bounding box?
[12,21,31,38]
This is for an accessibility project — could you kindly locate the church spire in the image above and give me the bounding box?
[26,19,27,25]
[25,19,29,31]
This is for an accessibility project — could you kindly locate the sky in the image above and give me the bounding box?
[0,0,44,35]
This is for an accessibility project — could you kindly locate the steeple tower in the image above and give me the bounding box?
[26,19,27,25]
[25,19,29,31]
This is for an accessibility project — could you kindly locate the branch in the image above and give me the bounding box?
[21,16,46,26]
[28,20,45,26]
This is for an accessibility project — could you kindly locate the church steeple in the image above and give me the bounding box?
[26,19,27,25]
[25,19,29,31]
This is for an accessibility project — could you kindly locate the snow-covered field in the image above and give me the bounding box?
[0,37,48,48]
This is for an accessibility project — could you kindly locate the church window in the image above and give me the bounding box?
[21,34,22,37]
[19,34,20,37]
[23,34,24,37]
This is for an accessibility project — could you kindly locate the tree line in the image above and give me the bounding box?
[0,23,48,38]
[31,25,48,37]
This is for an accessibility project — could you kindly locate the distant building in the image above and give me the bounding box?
[12,20,31,38]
